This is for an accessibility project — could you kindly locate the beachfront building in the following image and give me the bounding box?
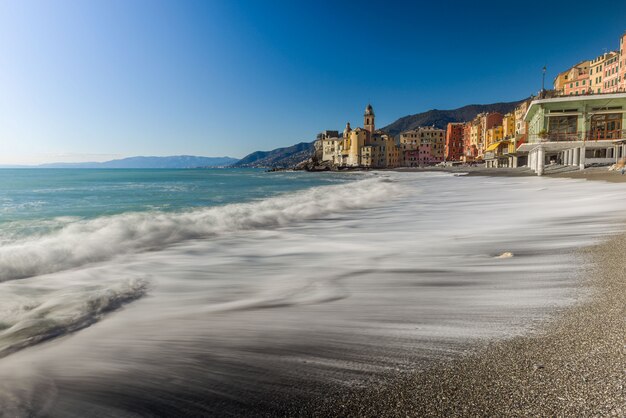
[502,112,515,139]
[362,131,400,168]
[467,112,503,159]
[399,126,445,166]
[445,122,465,161]
[468,119,483,159]
[320,104,401,168]
[485,112,520,168]
[461,123,475,161]
[519,92,626,175]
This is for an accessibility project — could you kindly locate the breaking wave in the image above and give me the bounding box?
[0,277,148,358]
[0,176,400,282]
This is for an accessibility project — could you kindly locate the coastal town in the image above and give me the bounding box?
[316,31,626,176]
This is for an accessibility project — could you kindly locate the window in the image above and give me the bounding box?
[548,115,577,138]
[590,113,622,139]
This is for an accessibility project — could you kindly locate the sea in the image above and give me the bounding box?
[0,168,625,416]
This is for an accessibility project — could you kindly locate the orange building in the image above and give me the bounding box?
[445,122,465,161]
[463,123,476,160]
[562,61,590,95]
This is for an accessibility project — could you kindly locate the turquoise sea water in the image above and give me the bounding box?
[0,168,356,238]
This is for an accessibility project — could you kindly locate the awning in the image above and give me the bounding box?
[484,140,509,152]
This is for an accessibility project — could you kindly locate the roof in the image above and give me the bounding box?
[524,92,626,121]
[517,140,618,153]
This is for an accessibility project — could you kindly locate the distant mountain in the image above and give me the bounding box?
[382,99,527,137]
[35,155,239,169]
[231,142,315,168]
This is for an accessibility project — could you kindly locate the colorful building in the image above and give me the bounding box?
[562,61,590,95]
[399,126,445,165]
[603,53,621,93]
[485,126,503,148]
[520,92,626,175]
[502,112,515,140]
[473,112,503,157]
[320,105,400,168]
[445,122,465,161]
[553,69,570,95]
[617,32,626,92]
[462,123,476,161]
[590,52,618,94]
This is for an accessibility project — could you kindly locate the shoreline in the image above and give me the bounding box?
[394,164,626,182]
[283,201,626,417]
[290,230,626,416]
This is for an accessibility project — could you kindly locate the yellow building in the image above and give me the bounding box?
[485,126,503,148]
[590,52,618,93]
[502,112,515,139]
[320,104,401,168]
[553,69,570,94]
[469,121,482,156]
[362,133,399,168]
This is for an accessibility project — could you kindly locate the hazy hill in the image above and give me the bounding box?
[231,142,315,168]
[35,155,239,169]
[382,99,527,137]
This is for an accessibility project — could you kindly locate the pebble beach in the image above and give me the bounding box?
[291,169,626,417]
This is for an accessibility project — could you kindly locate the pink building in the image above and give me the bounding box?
[603,53,620,93]
[563,62,590,95]
[617,32,626,91]
[402,144,441,166]
[463,123,477,160]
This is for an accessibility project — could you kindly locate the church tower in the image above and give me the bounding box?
[343,122,352,139]
[364,104,375,135]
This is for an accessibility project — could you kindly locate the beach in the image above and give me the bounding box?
[285,167,626,417]
[295,229,626,417]
[0,169,625,416]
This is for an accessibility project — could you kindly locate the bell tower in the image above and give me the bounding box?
[364,104,375,135]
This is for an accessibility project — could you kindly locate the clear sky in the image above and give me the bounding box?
[1,0,626,164]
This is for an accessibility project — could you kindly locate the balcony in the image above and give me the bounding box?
[529,129,626,143]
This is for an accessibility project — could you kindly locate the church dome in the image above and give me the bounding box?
[364,104,374,116]
[343,122,352,138]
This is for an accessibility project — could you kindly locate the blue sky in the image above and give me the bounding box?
[1,0,625,164]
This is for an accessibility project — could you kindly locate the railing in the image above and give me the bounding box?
[529,129,626,143]
[586,129,626,141]
[554,88,626,97]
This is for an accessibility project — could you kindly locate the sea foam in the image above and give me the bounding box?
[0,175,399,282]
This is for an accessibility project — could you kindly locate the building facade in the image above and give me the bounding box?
[562,61,590,95]
[520,92,626,175]
[399,126,445,165]
[445,122,465,161]
[590,52,618,94]
[617,32,626,92]
[604,53,621,93]
[320,105,400,168]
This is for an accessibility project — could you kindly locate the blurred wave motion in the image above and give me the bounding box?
[0,169,625,416]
